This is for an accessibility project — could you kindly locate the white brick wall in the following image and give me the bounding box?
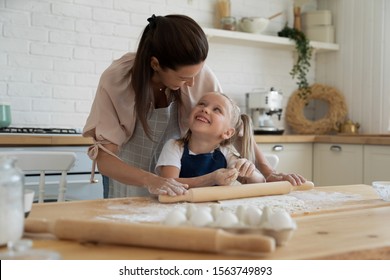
[0,0,311,131]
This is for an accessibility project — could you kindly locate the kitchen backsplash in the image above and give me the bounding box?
[1,0,389,134]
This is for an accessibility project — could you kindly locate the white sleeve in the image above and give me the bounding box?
[155,139,183,175]
[221,146,240,169]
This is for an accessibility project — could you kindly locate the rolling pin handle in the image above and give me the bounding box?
[158,190,193,203]
[293,181,315,191]
[216,230,276,253]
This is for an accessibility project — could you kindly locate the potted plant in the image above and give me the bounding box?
[278,25,313,100]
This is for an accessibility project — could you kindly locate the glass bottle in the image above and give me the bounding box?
[0,156,24,246]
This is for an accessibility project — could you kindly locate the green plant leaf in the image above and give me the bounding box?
[278,26,313,100]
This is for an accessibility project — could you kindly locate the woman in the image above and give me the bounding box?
[83,14,305,198]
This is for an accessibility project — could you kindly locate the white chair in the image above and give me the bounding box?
[264,153,279,169]
[0,151,76,203]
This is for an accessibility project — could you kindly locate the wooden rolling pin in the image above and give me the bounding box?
[159,181,314,203]
[25,218,275,254]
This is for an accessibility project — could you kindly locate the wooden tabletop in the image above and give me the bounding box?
[3,184,390,260]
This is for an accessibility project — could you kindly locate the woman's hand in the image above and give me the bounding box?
[146,175,189,196]
[212,168,239,186]
[266,172,306,186]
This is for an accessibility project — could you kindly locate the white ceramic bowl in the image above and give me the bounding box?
[239,17,269,34]
[24,189,35,217]
[372,181,390,201]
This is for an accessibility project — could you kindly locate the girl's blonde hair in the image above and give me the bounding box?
[180,92,256,163]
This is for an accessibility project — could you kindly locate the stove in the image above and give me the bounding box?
[0,127,81,134]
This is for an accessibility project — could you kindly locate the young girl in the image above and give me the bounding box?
[155,92,265,187]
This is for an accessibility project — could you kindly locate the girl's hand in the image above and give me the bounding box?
[234,158,256,178]
[213,168,239,186]
[146,176,189,196]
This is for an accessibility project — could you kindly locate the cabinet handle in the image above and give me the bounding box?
[272,145,284,152]
[330,145,342,152]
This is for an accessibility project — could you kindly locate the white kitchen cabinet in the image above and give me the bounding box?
[258,143,313,180]
[313,143,363,186]
[363,145,390,185]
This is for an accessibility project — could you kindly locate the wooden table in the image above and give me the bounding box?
[4,184,390,260]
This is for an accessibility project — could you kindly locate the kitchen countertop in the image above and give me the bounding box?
[1,134,390,146]
[5,184,390,260]
[254,135,316,143]
[255,134,390,145]
[0,135,93,146]
[314,134,390,145]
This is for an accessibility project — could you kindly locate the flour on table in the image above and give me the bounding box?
[218,190,362,214]
[94,198,187,223]
[92,190,363,224]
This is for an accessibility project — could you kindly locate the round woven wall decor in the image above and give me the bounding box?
[286,83,347,134]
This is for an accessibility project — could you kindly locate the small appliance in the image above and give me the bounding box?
[246,87,284,135]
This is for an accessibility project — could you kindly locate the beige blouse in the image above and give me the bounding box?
[83,52,222,168]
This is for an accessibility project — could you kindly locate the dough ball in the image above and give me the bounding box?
[163,209,188,226]
[210,204,222,220]
[268,210,296,230]
[216,211,239,228]
[259,206,273,228]
[235,205,247,223]
[185,204,198,220]
[244,205,263,226]
[190,207,214,227]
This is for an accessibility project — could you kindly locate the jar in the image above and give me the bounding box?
[220,16,236,31]
[217,0,231,18]
[0,156,24,246]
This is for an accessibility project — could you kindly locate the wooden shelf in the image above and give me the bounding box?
[203,27,339,53]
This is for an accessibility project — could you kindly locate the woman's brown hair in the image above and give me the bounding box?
[131,14,209,139]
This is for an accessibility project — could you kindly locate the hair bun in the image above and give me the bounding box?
[147,14,157,28]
